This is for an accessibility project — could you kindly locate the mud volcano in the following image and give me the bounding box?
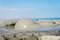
[15,18,40,32]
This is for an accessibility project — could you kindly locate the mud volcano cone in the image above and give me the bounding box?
[15,18,40,32]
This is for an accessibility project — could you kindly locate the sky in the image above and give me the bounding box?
[0,0,60,19]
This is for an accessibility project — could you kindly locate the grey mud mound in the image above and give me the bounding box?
[15,18,41,32]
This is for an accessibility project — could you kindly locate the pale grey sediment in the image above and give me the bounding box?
[0,18,60,40]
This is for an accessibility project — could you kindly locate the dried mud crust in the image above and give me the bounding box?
[0,32,39,40]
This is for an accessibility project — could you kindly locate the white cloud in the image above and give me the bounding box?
[0,7,34,13]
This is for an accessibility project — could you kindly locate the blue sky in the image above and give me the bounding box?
[0,0,60,19]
